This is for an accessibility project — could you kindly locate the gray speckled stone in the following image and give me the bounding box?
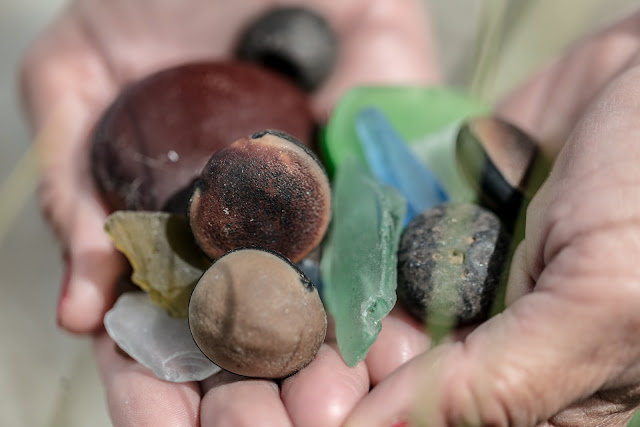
[397,202,510,326]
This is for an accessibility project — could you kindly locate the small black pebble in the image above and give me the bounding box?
[397,203,511,326]
[235,6,338,91]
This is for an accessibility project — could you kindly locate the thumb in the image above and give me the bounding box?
[346,67,640,426]
[35,98,125,334]
[345,239,629,426]
[20,8,126,334]
[408,289,600,425]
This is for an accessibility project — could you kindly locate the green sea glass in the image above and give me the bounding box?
[320,157,406,366]
[320,86,490,179]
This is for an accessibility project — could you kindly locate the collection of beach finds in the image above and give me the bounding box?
[97,6,549,382]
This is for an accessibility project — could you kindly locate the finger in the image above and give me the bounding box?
[344,319,473,427]
[496,10,640,308]
[281,343,369,427]
[21,16,125,333]
[200,372,292,426]
[31,97,125,333]
[364,306,430,386]
[311,0,441,120]
[94,331,201,427]
[350,65,640,425]
[344,353,425,427]
[57,196,126,332]
[408,247,640,427]
[347,292,613,426]
[497,9,640,157]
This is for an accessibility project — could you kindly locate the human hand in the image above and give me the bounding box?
[20,0,439,425]
[346,9,640,427]
[21,0,439,334]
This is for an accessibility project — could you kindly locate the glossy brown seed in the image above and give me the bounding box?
[456,117,548,227]
[188,130,331,263]
[188,248,327,379]
[91,61,315,213]
[235,6,338,91]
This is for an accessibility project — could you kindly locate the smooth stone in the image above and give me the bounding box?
[104,292,220,383]
[355,107,448,226]
[456,116,550,228]
[320,157,406,366]
[189,248,326,379]
[321,86,490,177]
[411,122,476,202]
[235,6,338,91]
[397,203,510,327]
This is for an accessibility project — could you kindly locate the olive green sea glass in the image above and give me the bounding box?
[105,211,212,317]
[320,157,406,366]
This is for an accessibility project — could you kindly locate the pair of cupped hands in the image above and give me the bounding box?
[20,0,640,425]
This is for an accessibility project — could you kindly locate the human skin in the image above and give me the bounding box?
[346,9,640,427]
[20,0,436,425]
[22,0,640,425]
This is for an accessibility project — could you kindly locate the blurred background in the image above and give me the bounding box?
[0,1,638,426]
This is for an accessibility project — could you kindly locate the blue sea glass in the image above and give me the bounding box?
[356,107,449,226]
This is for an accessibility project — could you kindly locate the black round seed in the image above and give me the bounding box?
[235,6,338,91]
[397,203,511,326]
[456,117,548,228]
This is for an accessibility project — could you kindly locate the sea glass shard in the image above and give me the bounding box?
[104,292,220,382]
[320,157,406,366]
[104,211,211,317]
[356,107,448,226]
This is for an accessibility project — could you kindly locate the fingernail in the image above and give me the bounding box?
[57,252,71,325]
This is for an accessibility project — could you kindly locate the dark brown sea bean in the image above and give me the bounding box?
[91,61,315,213]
